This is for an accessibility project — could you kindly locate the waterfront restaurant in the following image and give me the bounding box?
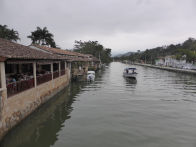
[30,45,100,78]
[0,38,71,140]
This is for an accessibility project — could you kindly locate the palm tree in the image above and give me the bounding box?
[28,27,56,48]
[0,25,20,41]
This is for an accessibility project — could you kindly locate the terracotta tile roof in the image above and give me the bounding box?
[80,54,99,62]
[0,38,68,61]
[32,45,94,62]
[69,56,90,62]
[32,45,88,57]
[44,46,99,62]
[85,54,93,57]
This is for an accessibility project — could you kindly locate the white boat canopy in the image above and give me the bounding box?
[88,71,95,74]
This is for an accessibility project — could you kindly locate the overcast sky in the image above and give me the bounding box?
[1,0,196,55]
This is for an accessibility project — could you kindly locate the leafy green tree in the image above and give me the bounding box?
[0,25,20,41]
[28,27,56,48]
[74,40,112,63]
[176,49,196,63]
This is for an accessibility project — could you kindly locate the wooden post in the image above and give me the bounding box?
[59,62,61,76]
[65,61,67,70]
[51,63,54,88]
[19,64,22,73]
[67,62,71,80]
[70,62,71,70]
[0,62,7,117]
[70,63,72,79]
[0,62,6,89]
[86,62,88,73]
[51,63,53,80]
[64,61,67,76]
[33,62,37,87]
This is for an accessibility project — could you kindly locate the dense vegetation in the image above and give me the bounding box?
[28,27,56,48]
[114,38,196,64]
[0,25,20,41]
[74,40,112,63]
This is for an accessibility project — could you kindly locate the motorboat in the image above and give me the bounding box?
[123,68,137,79]
[87,71,95,81]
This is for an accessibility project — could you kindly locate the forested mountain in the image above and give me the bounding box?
[114,38,196,64]
[115,52,136,57]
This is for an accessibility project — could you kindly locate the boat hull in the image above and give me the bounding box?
[87,74,95,81]
[123,73,137,79]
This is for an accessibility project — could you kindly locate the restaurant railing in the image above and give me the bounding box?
[37,73,52,85]
[6,69,69,98]
[53,71,59,79]
[7,78,34,97]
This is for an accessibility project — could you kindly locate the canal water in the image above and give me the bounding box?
[1,62,196,147]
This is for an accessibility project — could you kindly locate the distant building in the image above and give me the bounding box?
[155,57,165,66]
[164,56,186,68]
[155,56,196,70]
[191,64,196,70]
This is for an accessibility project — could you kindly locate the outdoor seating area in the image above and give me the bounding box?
[5,62,67,97]
[36,64,52,85]
[5,63,34,97]
[7,77,34,97]
[37,72,52,85]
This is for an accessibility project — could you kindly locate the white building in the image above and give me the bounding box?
[164,56,186,68]
[156,55,196,70]
[155,58,165,66]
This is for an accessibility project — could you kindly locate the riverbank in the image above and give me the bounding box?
[134,63,196,75]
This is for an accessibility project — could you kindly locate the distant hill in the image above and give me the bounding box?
[114,37,196,64]
[115,51,135,57]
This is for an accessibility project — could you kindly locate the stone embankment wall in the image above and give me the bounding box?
[134,63,196,75]
[0,69,71,140]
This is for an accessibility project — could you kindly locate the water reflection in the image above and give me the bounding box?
[123,77,137,90]
[0,69,107,147]
[0,81,87,147]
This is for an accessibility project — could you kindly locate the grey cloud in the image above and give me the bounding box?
[0,0,196,54]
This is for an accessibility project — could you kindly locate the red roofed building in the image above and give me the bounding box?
[0,39,72,140]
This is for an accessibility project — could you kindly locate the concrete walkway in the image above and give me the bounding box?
[134,63,196,75]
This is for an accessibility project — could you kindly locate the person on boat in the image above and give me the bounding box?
[132,70,137,74]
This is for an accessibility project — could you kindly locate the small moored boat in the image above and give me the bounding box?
[87,71,95,81]
[123,68,138,79]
